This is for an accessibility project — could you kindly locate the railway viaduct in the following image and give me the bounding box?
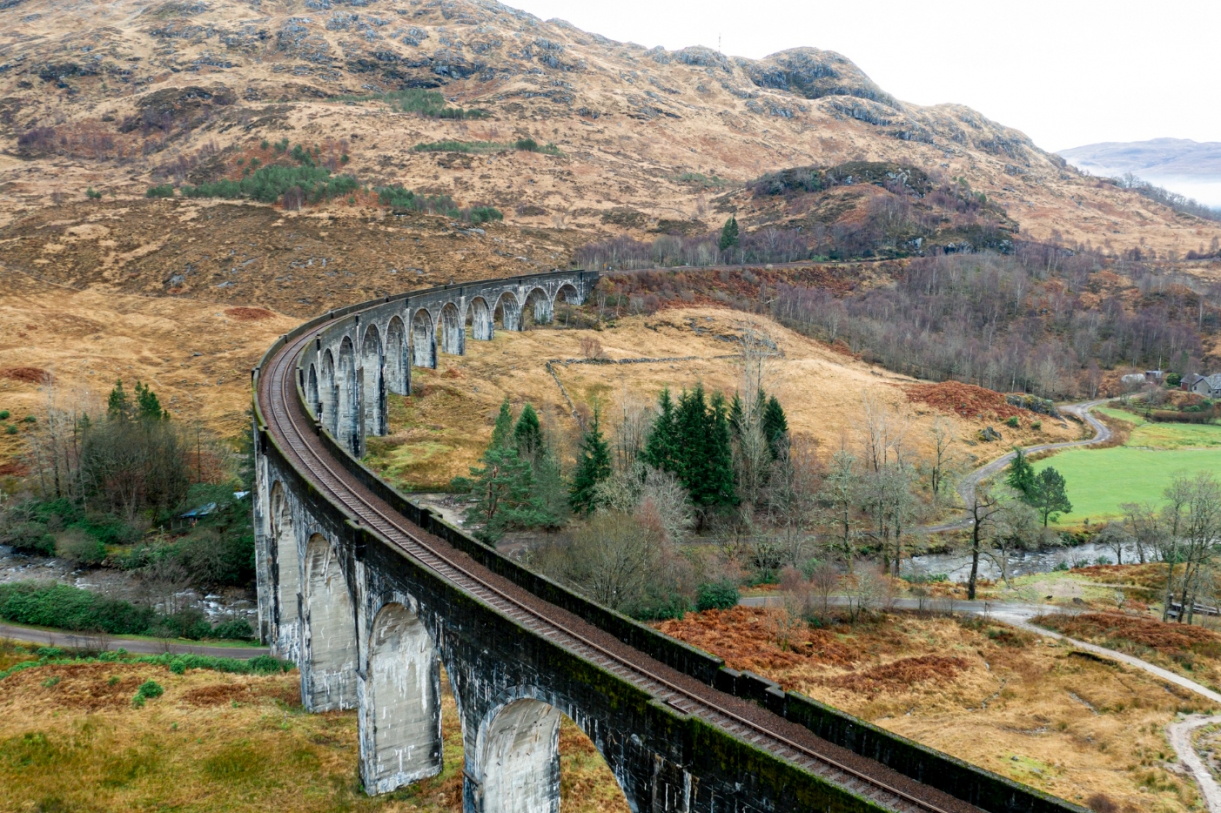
[252,269,1081,813]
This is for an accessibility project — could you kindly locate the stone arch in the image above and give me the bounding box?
[439,302,465,355]
[522,287,552,327]
[360,602,443,794]
[269,481,300,635]
[302,533,358,711]
[320,350,337,436]
[554,282,581,307]
[494,291,522,332]
[412,309,436,369]
[386,315,408,395]
[469,296,493,341]
[337,337,359,454]
[307,363,320,419]
[362,324,385,436]
[474,695,634,813]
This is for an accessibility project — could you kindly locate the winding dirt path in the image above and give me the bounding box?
[924,399,1113,533]
[996,613,1221,812]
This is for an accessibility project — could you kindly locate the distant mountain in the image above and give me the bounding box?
[1059,138,1221,178]
[1060,139,1221,207]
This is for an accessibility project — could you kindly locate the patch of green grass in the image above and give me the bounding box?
[1032,446,1221,525]
[1129,422,1221,449]
[1096,406,1146,426]
[413,140,506,154]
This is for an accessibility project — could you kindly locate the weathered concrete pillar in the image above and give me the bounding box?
[269,482,302,663]
[359,602,443,794]
[301,533,359,711]
[499,293,522,332]
[471,297,494,341]
[386,316,408,395]
[440,303,466,356]
[468,699,562,813]
[412,310,437,369]
[361,327,384,439]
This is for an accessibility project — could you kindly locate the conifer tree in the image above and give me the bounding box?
[490,397,514,448]
[642,388,680,474]
[1030,467,1072,527]
[762,395,789,459]
[729,391,743,437]
[107,380,131,422]
[702,392,737,507]
[719,215,739,252]
[1006,447,1035,499]
[675,385,709,488]
[569,408,612,515]
[135,381,165,421]
[513,403,543,462]
[463,446,546,543]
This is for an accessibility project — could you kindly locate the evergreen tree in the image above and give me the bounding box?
[762,395,789,459]
[1030,467,1072,527]
[702,392,737,508]
[719,215,739,252]
[728,392,744,438]
[513,403,543,462]
[642,388,680,474]
[675,385,709,488]
[490,397,514,448]
[134,381,164,421]
[1006,448,1035,499]
[107,380,131,422]
[463,446,546,543]
[569,409,612,515]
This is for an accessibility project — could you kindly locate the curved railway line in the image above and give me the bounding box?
[258,319,985,813]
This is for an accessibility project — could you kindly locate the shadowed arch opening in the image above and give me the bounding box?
[553,282,581,327]
[386,316,408,395]
[303,533,358,711]
[412,309,436,369]
[307,363,320,419]
[522,287,552,328]
[337,337,359,454]
[270,482,300,633]
[477,697,633,813]
[494,291,521,332]
[469,296,493,341]
[360,602,443,794]
[362,324,384,436]
[439,302,464,356]
[320,350,337,436]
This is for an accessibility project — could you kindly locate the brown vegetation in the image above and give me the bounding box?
[904,382,1024,420]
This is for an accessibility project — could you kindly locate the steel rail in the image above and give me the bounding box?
[261,323,967,813]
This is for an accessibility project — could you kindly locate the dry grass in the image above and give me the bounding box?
[0,657,629,813]
[1032,612,1221,691]
[659,608,1211,812]
[366,308,1077,490]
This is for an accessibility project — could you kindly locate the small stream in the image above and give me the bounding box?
[0,544,258,626]
[907,540,1146,582]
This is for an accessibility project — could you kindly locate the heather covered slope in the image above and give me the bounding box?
[0,0,1217,256]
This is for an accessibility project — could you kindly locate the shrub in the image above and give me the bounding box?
[467,205,503,225]
[513,137,540,152]
[1053,560,1071,572]
[1005,415,1020,428]
[4,425,15,435]
[55,529,107,566]
[22,415,35,424]
[136,680,163,700]
[151,608,212,641]
[696,580,740,611]
[212,618,255,640]
[85,188,102,200]
[145,184,175,198]
[0,582,156,635]
[3,523,56,555]
[1031,420,1042,430]
[0,411,9,419]
[627,593,689,621]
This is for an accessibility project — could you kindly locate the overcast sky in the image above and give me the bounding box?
[509,0,1221,154]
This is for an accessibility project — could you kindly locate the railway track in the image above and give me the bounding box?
[260,324,979,813]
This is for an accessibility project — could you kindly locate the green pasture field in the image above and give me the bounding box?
[1032,446,1221,525]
